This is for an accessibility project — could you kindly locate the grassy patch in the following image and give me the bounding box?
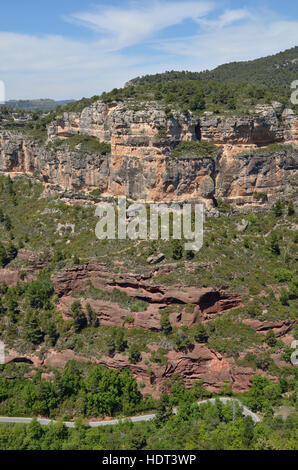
[171,140,220,158]
[239,143,295,156]
[46,134,111,155]
[206,317,264,358]
[72,283,149,313]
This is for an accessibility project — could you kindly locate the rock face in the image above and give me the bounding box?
[0,100,297,204]
[163,345,253,393]
[0,251,46,286]
[3,261,294,395]
[243,319,297,337]
[52,262,242,330]
[216,147,297,204]
[4,344,254,394]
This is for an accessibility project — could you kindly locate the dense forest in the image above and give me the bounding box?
[62,78,294,116]
[0,359,297,450]
[61,47,298,116]
[127,46,298,88]
[0,393,296,450]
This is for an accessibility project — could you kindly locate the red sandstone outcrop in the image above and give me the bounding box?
[163,345,253,392]
[0,269,23,287]
[52,262,242,329]
[0,250,46,287]
[242,319,296,337]
[4,344,254,393]
[4,349,42,367]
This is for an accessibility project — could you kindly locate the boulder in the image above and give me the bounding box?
[147,253,165,264]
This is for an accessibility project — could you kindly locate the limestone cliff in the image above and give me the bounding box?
[0,100,297,204]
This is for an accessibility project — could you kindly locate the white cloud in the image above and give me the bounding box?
[0,1,297,99]
[70,1,214,50]
[0,32,141,99]
[217,9,251,27]
[154,19,298,70]
[0,1,215,99]
[194,8,253,29]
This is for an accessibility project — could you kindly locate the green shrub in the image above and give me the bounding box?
[265,330,277,347]
[65,135,111,154]
[172,140,220,158]
[253,192,268,202]
[150,348,168,365]
[129,344,142,364]
[160,313,172,335]
[274,268,293,282]
[242,143,294,156]
[155,127,168,138]
[170,239,183,260]
[192,324,209,343]
[89,189,101,197]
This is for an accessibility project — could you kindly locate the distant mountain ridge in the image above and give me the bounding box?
[126,46,298,88]
[5,99,75,112]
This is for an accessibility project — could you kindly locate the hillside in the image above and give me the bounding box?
[62,49,298,116]
[11,48,296,118]
[0,176,297,396]
[63,79,295,116]
[0,46,297,451]
[126,46,298,89]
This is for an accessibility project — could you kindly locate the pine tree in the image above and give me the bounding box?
[0,244,7,267]
[269,233,280,255]
[160,313,172,335]
[154,391,173,426]
[280,288,289,306]
[288,201,295,216]
[6,242,17,261]
[272,200,283,217]
[86,303,98,327]
[114,328,127,352]
[4,216,12,231]
[24,311,44,345]
[45,321,58,346]
[129,344,142,364]
[6,296,19,323]
[70,301,87,332]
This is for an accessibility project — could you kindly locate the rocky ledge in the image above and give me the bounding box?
[4,344,259,395]
[51,262,243,329]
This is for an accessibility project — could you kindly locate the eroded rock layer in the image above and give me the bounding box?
[51,262,242,330]
[2,259,296,394]
[0,100,297,204]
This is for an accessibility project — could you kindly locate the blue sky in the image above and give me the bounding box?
[0,0,297,100]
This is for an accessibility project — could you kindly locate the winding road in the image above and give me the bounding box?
[0,397,260,428]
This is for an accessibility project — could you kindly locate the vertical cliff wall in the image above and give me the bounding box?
[0,100,297,204]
